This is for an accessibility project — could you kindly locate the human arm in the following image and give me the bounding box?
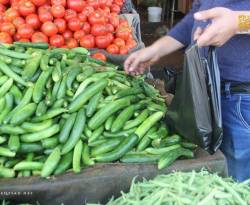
[124,36,183,75]
[194,8,250,47]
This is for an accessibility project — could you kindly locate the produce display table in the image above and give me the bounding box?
[0,149,227,205]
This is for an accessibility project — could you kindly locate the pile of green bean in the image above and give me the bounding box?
[91,171,250,205]
[0,42,195,179]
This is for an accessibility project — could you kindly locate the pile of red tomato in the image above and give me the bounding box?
[0,0,137,54]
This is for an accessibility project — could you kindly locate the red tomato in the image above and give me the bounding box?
[95,9,106,17]
[0,32,12,43]
[66,37,78,48]
[111,4,120,14]
[12,17,26,29]
[0,14,3,24]
[0,4,5,13]
[41,21,58,36]
[51,5,65,18]
[126,39,136,49]
[102,6,110,14]
[11,2,19,10]
[106,23,114,33]
[82,22,90,34]
[91,24,107,36]
[54,18,66,33]
[18,0,36,16]
[91,52,106,62]
[113,38,125,47]
[19,38,30,42]
[5,8,19,22]
[114,0,123,6]
[0,22,15,36]
[119,18,129,27]
[86,0,99,9]
[128,33,133,40]
[107,32,114,43]
[109,14,119,28]
[88,11,105,25]
[68,18,81,31]
[73,30,84,41]
[0,12,3,22]
[67,0,85,12]
[78,12,87,22]
[39,11,53,22]
[50,34,64,47]
[26,14,40,29]
[116,26,130,40]
[17,24,34,38]
[106,0,112,7]
[31,0,47,7]
[99,0,107,8]
[82,5,94,16]
[0,0,8,5]
[51,0,66,6]
[10,0,19,4]
[38,5,50,13]
[80,34,94,48]
[119,45,128,54]
[95,35,110,49]
[13,33,21,41]
[106,44,119,54]
[62,29,72,40]
[64,9,77,21]
[31,31,48,42]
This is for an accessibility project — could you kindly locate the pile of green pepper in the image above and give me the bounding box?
[0,42,196,179]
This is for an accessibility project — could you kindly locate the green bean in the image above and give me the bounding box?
[100,171,250,205]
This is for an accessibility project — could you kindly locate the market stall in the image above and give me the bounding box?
[0,0,232,205]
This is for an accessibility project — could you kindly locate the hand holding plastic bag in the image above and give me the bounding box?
[166,45,223,154]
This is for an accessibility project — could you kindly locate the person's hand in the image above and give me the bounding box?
[194,7,238,47]
[124,46,160,75]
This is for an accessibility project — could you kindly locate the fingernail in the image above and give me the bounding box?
[194,12,201,19]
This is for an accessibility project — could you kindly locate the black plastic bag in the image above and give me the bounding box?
[151,66,177,94]
[166,45,223,154]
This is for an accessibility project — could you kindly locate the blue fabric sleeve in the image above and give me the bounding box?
[168,0,201,46]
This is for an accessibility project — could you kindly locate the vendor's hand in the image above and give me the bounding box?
[194,7,238,47]
[124,46,160,75]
